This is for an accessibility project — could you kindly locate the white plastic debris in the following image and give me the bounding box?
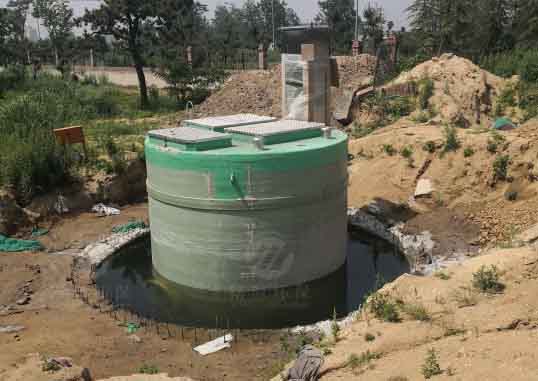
[92,203,120,217]
[194,334,233,356]
[414,179,434,198]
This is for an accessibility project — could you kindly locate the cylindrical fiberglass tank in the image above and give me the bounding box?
[145,115,348,292]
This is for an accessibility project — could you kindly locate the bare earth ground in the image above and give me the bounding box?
[316,246,538,381]
[0,205,285,381]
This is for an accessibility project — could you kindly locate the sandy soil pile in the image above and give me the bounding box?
[195,55,377,119]
[393,53,512,127]
[314,245,538,380]
[347,118,538,246]
[195,68,283,118]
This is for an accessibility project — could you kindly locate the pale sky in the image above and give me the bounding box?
[1,0,411,33]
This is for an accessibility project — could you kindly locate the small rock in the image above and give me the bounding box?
[0,325,25,333]
[415,179,434,198]
[129,334,142,343]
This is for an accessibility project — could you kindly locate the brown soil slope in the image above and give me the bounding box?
[318,246,538,381]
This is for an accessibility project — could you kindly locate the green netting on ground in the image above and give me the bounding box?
[0,234,43,252]
[112,221,147,234]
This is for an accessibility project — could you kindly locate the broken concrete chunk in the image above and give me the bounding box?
[0,325,25,333]
[415,179,434,198]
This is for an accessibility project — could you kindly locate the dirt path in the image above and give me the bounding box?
[0,204,285,381]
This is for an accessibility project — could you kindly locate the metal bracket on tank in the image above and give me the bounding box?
[229,171,237,184]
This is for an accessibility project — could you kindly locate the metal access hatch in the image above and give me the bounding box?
[227,119,324,145]
[148,127,232,151]
[183,114,277,132]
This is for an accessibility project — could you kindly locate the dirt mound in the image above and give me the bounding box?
[393,54,512,127]
[195,55,377,119]
[195,68,282,118]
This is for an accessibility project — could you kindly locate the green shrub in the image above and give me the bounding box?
[382,144,397,156]
[364,332,376,342]
[418,78,434,110]
[443,126,460,152]
[401,303,431,322]
[472,265,505,293]
[421,348,442,379]
[331,308,340,342]
[347,351,381,370]
[368,293,401,322]
[139,364,159,374]
[493,155,510,181]
[423,140,436,153]
[401,146,414,158]
[463,147,475,157]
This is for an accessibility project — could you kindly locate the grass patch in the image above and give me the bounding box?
[422,140,437,153]
[472,265,505,294]
[421,348,442,379]
[367,293,401,323]
[452,286,478,308]
[364,332,376,342]
[434,271,451,280]
[418,78,434,110]
[493,155,510,182]
[139,364,159,374]
[382,144,397,156]
[400,145,414,159]
[401,302,431,322]
[442,126,460,153]
[346,350,382,370]
[463,147,475,157]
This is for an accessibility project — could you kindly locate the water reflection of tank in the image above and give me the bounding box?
[145,114,348,292]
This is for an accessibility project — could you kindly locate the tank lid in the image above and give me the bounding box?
[227,119,324,144]
[148,127,231,149]
[184,114,277,131]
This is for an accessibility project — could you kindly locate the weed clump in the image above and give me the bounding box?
[442,126,460,152]
[418,78,434,110]
[382,144,397,156]
[401,303,431,322]
[368,293,401,322]
[423,140,437,153]
[493,155,510,182]
[463,147,475,157]
[346,351,381,370]
[421,348,442,379]
[364,332,376,342]
[472,265,505,294]
[139,364,159,374]
[400,146,414,158]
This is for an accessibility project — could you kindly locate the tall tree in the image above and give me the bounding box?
[316,0,358,54]
[362,2,385,53]
[32,0,74,66]
[81,0,155,109]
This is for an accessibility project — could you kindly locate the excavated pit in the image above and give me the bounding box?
[95,232,409,329]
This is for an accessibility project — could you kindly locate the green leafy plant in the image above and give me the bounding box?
[463,147,475,157]
[442,126,460,152]
[139,364,159,375]
[423,140,437,153]
[401,145,414,158]
[382,144,397,156]
[435,271,451,280]
[421,348,442,379]
[418,78,434,110]
[331,307,340,342]
[472,265,505,294]
[364,332,376,342]
[493,155,510,181]
[368,293,401,322]
[401,302,431,322]
[347,351,381,370]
